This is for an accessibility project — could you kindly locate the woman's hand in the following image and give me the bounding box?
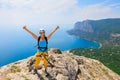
[23,26,27,30]
[55,25,60,30]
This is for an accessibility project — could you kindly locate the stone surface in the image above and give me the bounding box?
[0,48,120,80]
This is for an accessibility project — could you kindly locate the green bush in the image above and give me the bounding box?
[10,65,21,73]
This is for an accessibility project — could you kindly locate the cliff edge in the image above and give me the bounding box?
[0,48,120,80]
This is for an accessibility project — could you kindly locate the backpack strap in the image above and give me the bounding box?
[45,36,48,44]
[37,36,48,49]
[37,36,41,48]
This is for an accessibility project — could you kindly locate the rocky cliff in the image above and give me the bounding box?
[0,48,120,80]
[74,20,93,33]
[67,18,120,47]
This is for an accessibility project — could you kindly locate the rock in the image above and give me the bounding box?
[56,74,68,80]
[49,48,62,54]
[0,48,120,80]
[74,20,93,33]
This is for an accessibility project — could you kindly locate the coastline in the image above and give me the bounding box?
[92,40,102,49]
[99,42,102,48]
[76,35,101,48]
[77,36,102,49]
[92,40,102,48]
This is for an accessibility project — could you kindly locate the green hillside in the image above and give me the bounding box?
[67,18,120,47]
[70,47,120,75]
[89,18,120,47]
[68,18,120,75]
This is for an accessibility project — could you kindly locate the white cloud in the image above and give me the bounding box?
[71,4,112,21]
[0,0,120,25]
[0,0,77,14]
[109,3,120,8]
[0,0,77,25]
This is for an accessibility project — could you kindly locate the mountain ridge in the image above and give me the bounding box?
[67,18,120,47]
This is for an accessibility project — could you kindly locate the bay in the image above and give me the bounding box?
[0,25,99,66]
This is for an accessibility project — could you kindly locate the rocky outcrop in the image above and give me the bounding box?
[74,20,93,33]
[67,18,120,48]
[0,48,120,80]
[67,20,94,39]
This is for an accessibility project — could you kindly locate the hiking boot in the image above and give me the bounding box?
[28,66,33,72]
[44,69,49,76]
[33,69,38,75]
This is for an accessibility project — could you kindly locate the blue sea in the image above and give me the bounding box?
[0,24,99,67]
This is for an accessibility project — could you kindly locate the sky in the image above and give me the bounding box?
[0,0,120,66]
[0,0,120,25]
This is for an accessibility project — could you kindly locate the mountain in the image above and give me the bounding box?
[67,18,120,47]
[74,20,93,33]
[0,48,120,80]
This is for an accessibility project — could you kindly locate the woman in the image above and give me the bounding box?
[23,25,59,74]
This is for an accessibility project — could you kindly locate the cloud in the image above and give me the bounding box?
[0,0,120,25]
[0,0,77,14]
[71,4,112,21]
[0,0,77,25]
[109,3,120,8]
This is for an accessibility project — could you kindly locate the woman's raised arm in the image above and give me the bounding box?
[47,25,59,40]
[23,26,38,40]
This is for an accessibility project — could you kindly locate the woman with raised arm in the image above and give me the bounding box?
[23,25,59,75]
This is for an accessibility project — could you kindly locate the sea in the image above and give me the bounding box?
[0,24,99,67]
